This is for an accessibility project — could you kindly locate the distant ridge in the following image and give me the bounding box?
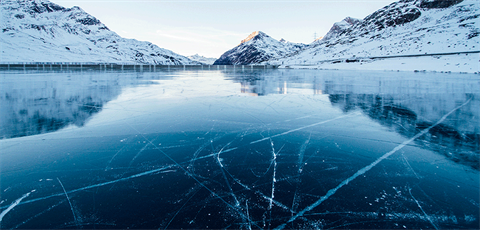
[187,54,217,65]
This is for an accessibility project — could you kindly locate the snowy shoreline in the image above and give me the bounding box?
[279,53,479,74]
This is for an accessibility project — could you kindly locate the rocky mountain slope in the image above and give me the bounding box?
[187,54,217,65]
[269,0,478,71]
[213,31,305,65]
[322,17,362,41]
[0,0,197,64]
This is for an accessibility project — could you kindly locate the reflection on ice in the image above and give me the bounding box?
[0,71,161,139]
[329,94,479,169]
[0,68,478,229]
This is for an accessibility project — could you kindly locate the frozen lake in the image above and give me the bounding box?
[0,68,479,229]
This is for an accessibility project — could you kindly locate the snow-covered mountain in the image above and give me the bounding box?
[267,0,479,72]
[187,54,217,65]
[213,31,306,65]
[1,0,197,64]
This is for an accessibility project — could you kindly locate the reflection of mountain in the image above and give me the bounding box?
[329,94,479,170]
[0,74,120,139]
[0,70,174,139]
[329,94,480,170]
[230,70,479,169]
[230,70,323,96]
[4,94,107,139]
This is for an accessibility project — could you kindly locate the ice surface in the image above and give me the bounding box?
[0,67,478,229]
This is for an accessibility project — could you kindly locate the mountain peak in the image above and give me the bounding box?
[239,31,267,45]
[342,17,362,25]
[4,0,67,14]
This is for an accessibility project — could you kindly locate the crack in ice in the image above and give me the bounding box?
[409,188,439,230]
[128,141,151,167]
[269,139,278,210]
[188,133,229,171]
[298,133,311,174]
[9,165,176,208]
[292,134,311,213]
[250,113,359,144]
[57,178,79,228]
[13,200,65,229]
[246,201,252,230]
[0,190,34,222]
[164,189,200,229]
[215,142,241,207]
[105,146,127,171]
[230,171,293,213]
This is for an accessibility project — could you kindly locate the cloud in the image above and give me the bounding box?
[154,26,247,46]
[147,26,250,57]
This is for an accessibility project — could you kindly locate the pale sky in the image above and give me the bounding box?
[53,0,396,58]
